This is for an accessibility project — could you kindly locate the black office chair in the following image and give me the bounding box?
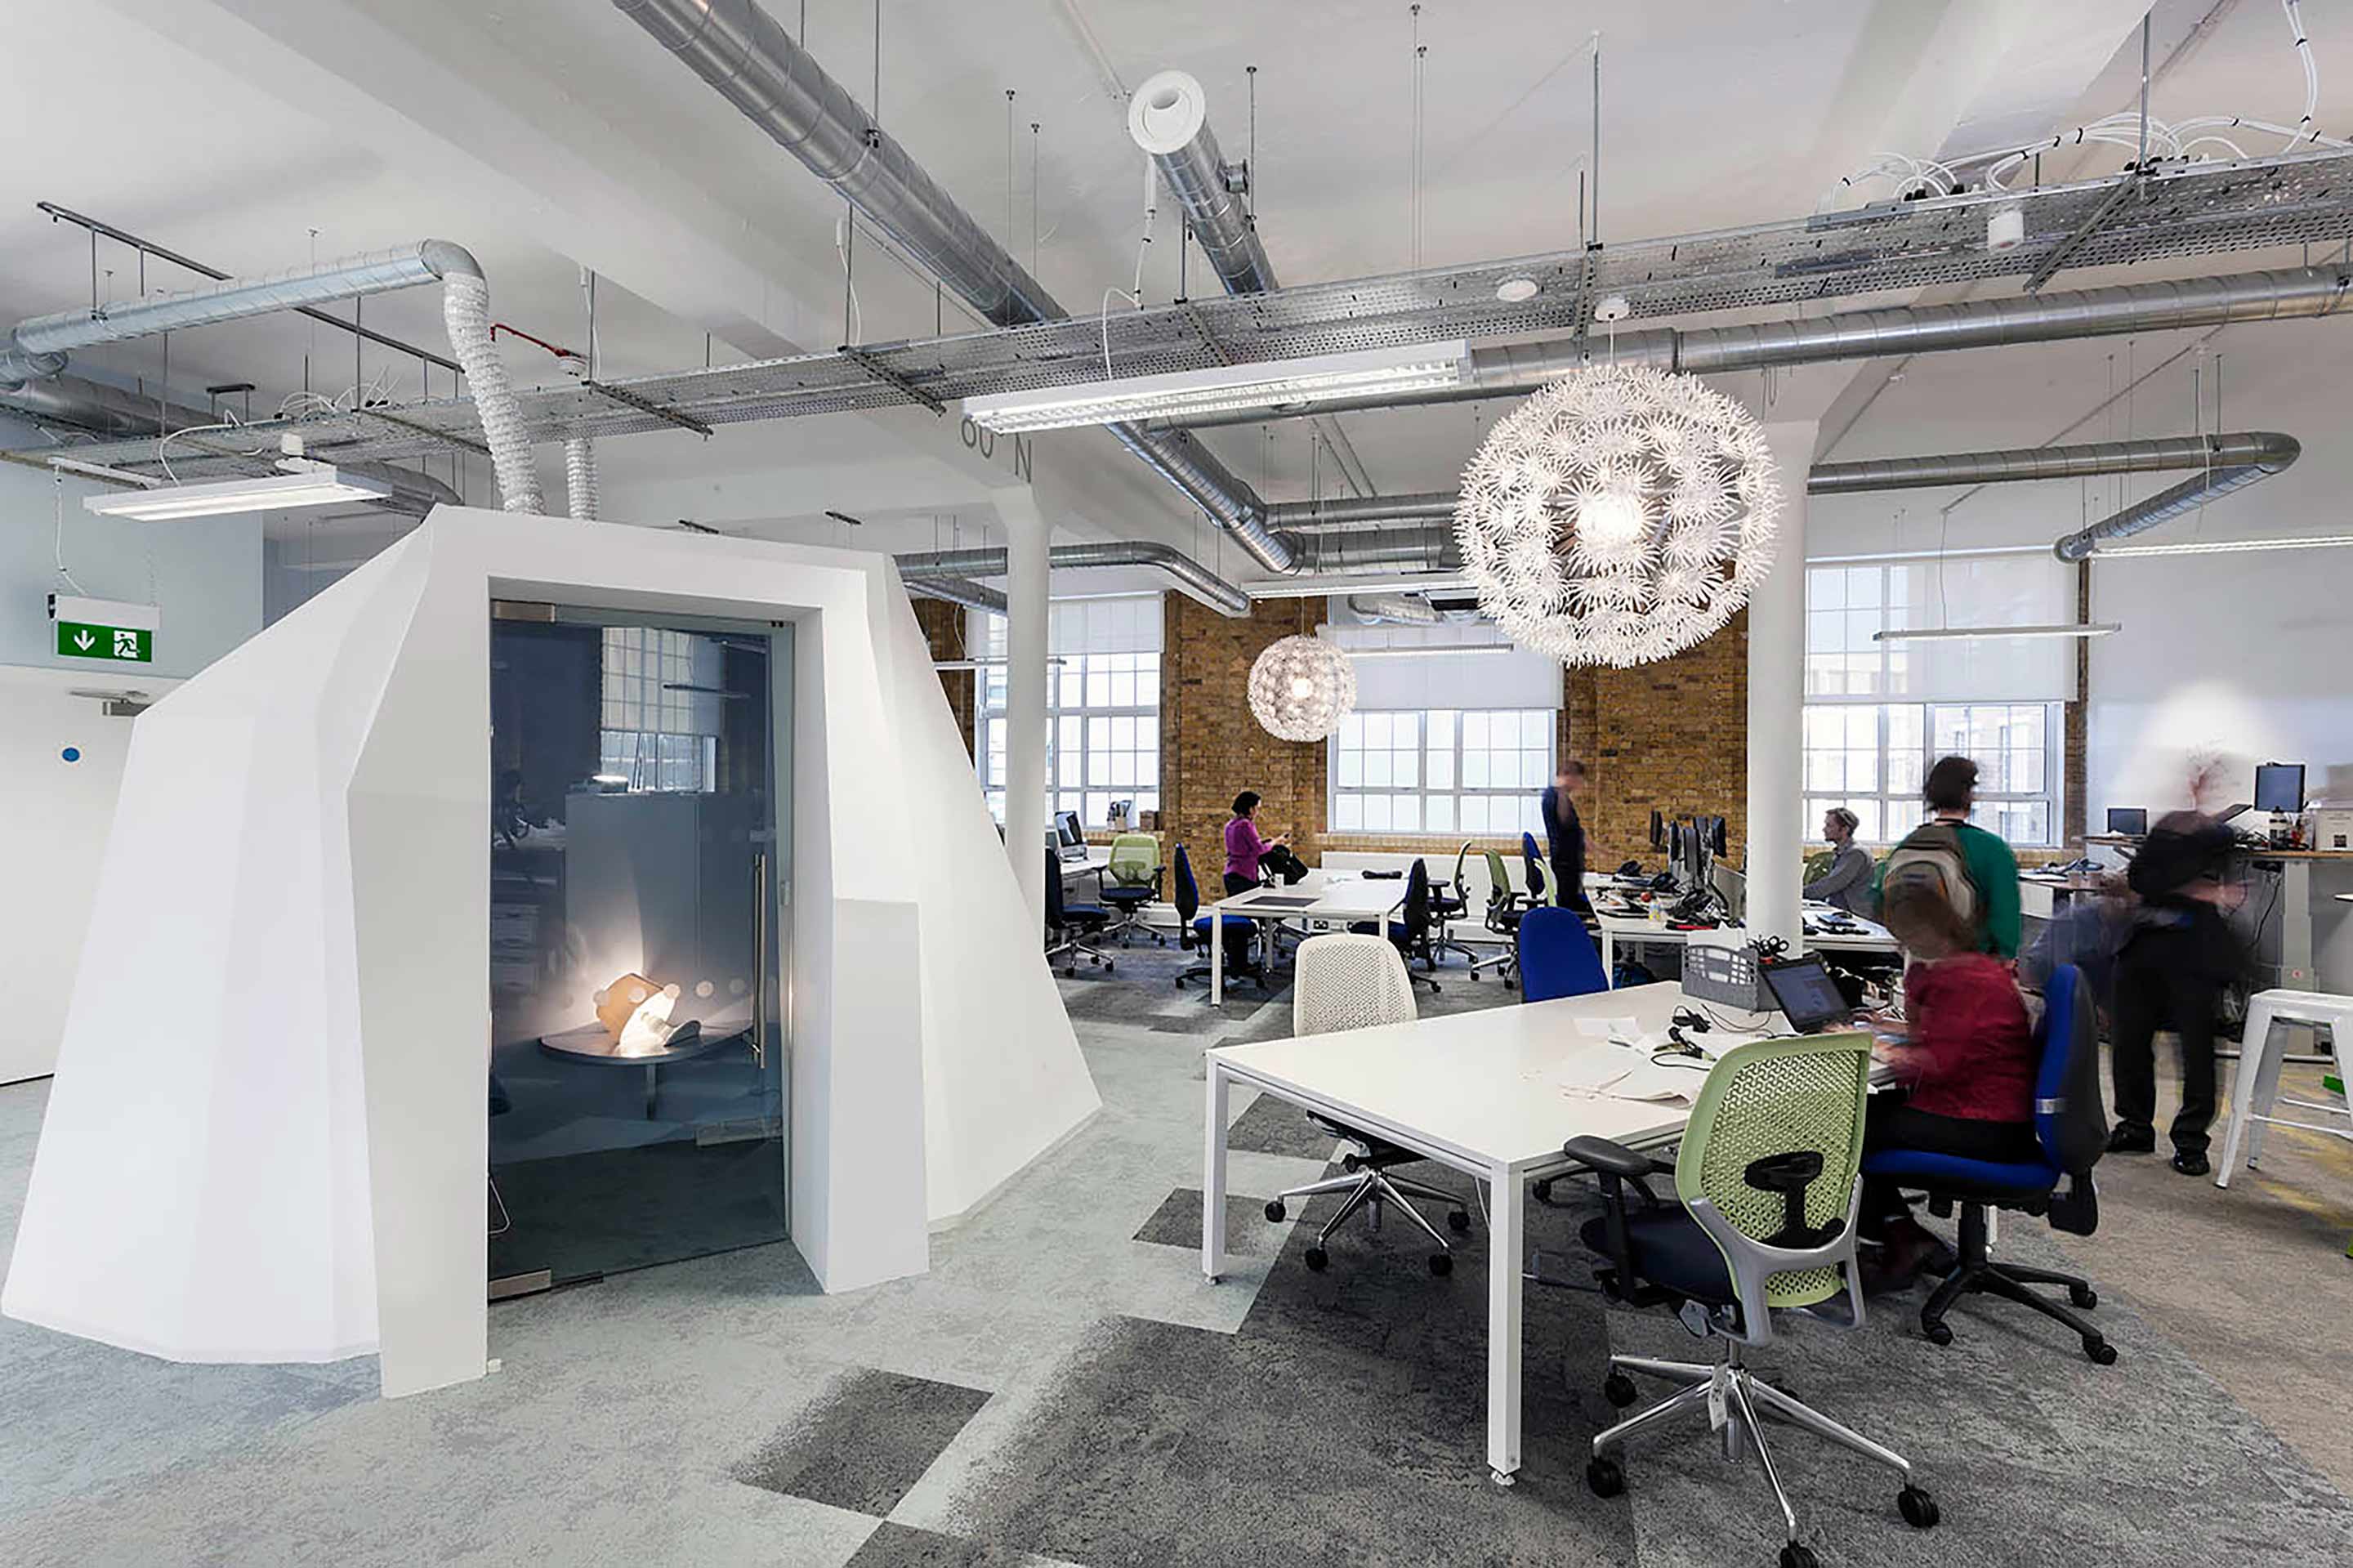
[1045,847,1114,978]
[1427,841,1480,968]
[1172,845,1261,989]
[1520,830,1552,908]
[1351,857,1441,994]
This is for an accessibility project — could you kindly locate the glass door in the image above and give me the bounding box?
[488,607,788,1292]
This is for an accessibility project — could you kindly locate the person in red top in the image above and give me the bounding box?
[1857,878,2042,1293]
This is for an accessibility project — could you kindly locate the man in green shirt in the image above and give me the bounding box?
[1874,755,2022,958]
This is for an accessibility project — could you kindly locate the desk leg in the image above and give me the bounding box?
[1601,926,1615,978]
[2283,860,2316,1056]
[1211,908,1225,1006]
[1203,1064,1230,1281]
[1487,1162,1524,1485]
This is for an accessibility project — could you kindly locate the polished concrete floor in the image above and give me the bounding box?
[2,941,2350,1566]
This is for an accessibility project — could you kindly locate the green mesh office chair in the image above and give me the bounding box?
[1471,847,1525,985]
[1097,832,1163,946]
[1568,1034,1937,1568]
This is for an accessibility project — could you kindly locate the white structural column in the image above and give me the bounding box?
[1745,420,1820,949]
[995,488,1051,926]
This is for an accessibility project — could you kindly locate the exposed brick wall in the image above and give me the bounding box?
[1161,594,1327,878]
[1576,613,1750,870]
[910,598,976,761]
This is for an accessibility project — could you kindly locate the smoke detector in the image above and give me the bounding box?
[1592,294,1632,323]
[1494,277,1540,303]
[1987,204,2025,252]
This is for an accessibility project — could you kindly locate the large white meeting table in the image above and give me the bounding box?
[1203,979,1802,1487]
[1206,869,1409,1004]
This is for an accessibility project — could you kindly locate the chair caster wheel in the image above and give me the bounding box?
[1447,1209,1471,1234]
[1104,961,1114,972]
[1602,1372,1639,1409]
[1428,1252,1453,1277]
[1778,1544,1819,1568]
[2084,1337,2118,1365]
[2069,1284,2097,1310]
[1264,1199,1287,1222]
[1303,1246,1329,1271]
[1897,1485,1940,1528]
[1921,1318,1953,1347]
[1585,1456,1624,1498]
[1532,1177,1553,1203]
[1340,1153,1364,1173]
[1504,979,1518,992]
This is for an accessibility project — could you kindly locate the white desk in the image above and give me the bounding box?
[1057,847,1112,883]
[1207,871,1408,1004]
[1203,981,1707,1485]
[1591,905,1899,974]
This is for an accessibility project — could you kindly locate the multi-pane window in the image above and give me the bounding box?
[1329,708,1552,838]
[600,627,721,793]
[975,596,1162,829]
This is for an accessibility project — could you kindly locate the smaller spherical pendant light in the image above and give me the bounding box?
[1248,634,1357,742]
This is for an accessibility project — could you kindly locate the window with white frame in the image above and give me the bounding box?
[1801,560,2066,847]
[600,627,721,793]
[1330,708,1552,838]
[974,595,1162,829]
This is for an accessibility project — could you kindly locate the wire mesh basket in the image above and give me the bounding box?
[1682,940,1774,1012]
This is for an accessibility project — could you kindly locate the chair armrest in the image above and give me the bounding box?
[1563,1136,1670,1180]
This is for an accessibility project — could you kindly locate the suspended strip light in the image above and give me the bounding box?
[2091,533,2353,558]
[1873,623,2121,642]
[1247,635,1357,741]
[1345,642,1514,659]
[83,465,392,520]
[1456,362,1781,667]
[964,342,1467,433]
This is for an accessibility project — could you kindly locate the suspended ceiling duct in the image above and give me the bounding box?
[1161,268,2353,430]
[0,239,542,514]
[615,0,1291,570]
[895,539,1252,618]
[0,374,218,440]
[1127,67,1373,500]
[2053,436,2302,560]
[1810,431,2302,496]
[907,577,1008,615]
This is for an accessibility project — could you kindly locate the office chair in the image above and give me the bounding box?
[1861,963,2114,1363]
[1097,832,1163,945]
[1350,858,1442,993]
[1263,934,1473,1274]
[1044,847,1114,977]
[1569,1034,1938,1568]
[1171,844,1261,989]
[1472,847,1525,985]
[1516,905,1610,1003]
[1427,842,1481,967]
[1520,831,1553,907]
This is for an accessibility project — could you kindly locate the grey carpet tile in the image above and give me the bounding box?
[1222,1092,1339,1160]
[738,1369,994,1517]
[846,1521,1040,1567]
[1132,1188,1278,1256]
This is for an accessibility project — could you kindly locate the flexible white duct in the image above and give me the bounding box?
[564,437,599,520]
[439,266,544,514]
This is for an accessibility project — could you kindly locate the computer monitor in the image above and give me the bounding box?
[1667,820,1688,882]
[1649,809,1665,851]
[1710,863,1748,923]
[1703,815,1729,858]
[1680,816,1707,889]
[2254,762,2306,814]
[2105,806,2149,837]
[1053,810,1084,848]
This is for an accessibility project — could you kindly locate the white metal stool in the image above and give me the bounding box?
[2214,989,2353,1189]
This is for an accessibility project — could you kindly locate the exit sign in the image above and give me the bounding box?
[56,621,151,662]
[47,592,160,664]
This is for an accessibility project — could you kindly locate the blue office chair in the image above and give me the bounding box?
[1045,847,1113,978]
[1516,905,1610,1002]
[1520,830,1552,906]
[1172,844,1260,989]
[1860,963,2115,1364]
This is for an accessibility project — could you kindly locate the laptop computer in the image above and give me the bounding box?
[1761,954,1856,1034]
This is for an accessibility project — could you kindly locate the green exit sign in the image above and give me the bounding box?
[56,621,152,662]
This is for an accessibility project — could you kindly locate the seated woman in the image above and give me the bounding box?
[1857,878,2042,1293]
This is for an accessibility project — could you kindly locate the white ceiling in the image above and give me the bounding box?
[5,0,2351,563]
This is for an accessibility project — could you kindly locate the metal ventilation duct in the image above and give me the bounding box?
[615,0,1290,570]
[1346,592,1443,625]
[895,538,1252,617]
[0,374,217,440]
[2053,436,2302,560]
[1165,268,2353,428]
[908,577,1008,615]
[1811,431,2302,495]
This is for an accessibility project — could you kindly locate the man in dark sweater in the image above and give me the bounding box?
[1539,760,1592,913]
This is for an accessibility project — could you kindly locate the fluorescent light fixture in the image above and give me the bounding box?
[1873,623,2121,642]
[931,656,1069,671]
[964,342,1467,433]
[2092,533,2353,558]
[1345,642,1514,659]
[1250,574,1474,600]
[591,773,631,785]
[83,466,392,520]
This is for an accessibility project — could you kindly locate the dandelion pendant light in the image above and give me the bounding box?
[1248,634,1357,742]
[1454,362,1782,667]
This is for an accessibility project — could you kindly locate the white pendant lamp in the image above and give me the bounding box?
[1248,634,1357,742]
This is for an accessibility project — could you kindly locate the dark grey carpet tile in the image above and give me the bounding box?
[1133,1188,1276,1256]
[1223,1094,1337,1160]
[846,1521,1041,1567]
[1147,1017,1217,1035]
[736,1369,992,1517]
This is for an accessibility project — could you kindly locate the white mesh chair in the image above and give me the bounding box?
[1263,934,1476,1275]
